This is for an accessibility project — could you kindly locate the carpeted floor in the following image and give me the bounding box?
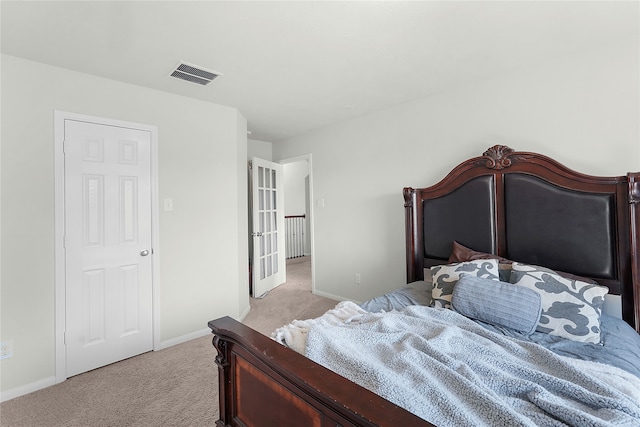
[243,256,338,335]
[0,256,337,426]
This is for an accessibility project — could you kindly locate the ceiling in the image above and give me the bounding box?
[1,1,638,142]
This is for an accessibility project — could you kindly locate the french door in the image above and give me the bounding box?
[251,158,286,297]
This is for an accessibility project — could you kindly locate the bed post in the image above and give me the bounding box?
[404,187,422,283]
[628,172,640,333]
[212,333,231,427]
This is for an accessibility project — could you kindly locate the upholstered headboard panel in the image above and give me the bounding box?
[421,173,617,281]
[423,176,496,260]
[504,174,616,280]
[404,145,640,332]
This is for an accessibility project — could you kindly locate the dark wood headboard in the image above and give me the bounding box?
[403,145,640,332]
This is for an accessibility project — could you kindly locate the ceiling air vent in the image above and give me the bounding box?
[168,62,222,86]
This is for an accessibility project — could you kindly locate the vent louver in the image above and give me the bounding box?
[168,62,221,86]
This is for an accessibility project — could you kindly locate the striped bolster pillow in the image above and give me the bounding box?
[451,274,542,335]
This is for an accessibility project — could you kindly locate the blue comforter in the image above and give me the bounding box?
[360,281,640,379]
[305,306,640,427]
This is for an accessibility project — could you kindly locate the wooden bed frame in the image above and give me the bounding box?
[209,146,640,427]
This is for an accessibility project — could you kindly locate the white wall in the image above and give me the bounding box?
[273,42,640,303]
[0,55,249,396]
[248,138,273,161]
[283,161,309,216]
[236,115,250,321]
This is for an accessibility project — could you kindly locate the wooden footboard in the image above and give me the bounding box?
[208,316,431,427]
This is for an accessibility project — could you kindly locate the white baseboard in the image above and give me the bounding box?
[2,328,220,402]
[157,328,211,350]
[312,289,361,305]
[237,305,251,322]
[159,309,253,349]
[0,376,56,403]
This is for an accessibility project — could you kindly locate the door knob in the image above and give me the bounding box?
[140,249,150,256]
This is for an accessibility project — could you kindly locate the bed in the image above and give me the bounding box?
[208,145,640,427]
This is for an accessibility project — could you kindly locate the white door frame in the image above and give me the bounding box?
[54,111,161,384]
[278,154,316,294]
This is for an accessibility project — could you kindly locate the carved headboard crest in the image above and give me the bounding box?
[480,144,530,170]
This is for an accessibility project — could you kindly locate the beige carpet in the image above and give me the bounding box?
[243,256,337,335]
[0,256,337,426]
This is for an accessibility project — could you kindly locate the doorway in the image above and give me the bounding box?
[280,155,314,294]
[54,111,160,382]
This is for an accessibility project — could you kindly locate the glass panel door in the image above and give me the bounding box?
[251,158,286,296]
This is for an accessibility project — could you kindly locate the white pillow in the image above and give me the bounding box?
[430,259,499,309]
[509,262,608,343]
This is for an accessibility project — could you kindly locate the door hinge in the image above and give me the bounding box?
[63,331,66,345]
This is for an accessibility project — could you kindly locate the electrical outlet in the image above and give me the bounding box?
[1,340,14,360]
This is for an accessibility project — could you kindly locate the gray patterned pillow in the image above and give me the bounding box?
[430,259,499,308]
[509,262,609,343]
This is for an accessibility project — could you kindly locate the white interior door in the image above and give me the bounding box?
[64,119,153,377]
[251,158,286,297]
